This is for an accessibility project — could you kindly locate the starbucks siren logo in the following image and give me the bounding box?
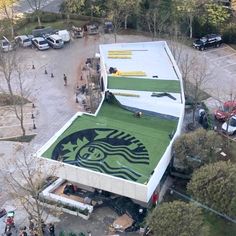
[52,128,149,181]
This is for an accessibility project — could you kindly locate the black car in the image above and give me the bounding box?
[193,34,222,51]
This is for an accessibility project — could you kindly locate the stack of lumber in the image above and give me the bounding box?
[108,50,132,59]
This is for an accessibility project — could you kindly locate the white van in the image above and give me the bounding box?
[57,30,70,43]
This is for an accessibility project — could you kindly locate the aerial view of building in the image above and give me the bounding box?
[36,41,185,203]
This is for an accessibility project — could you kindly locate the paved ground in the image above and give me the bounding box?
[0,104,37,139]
[201,44,236,101]
[0,32,236,235]
[14,0,63,14]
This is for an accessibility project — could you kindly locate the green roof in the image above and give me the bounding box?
[42,101,178,184]
[108,76,181,93]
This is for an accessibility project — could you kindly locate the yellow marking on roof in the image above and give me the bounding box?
[108,55,132,59]
[108,50,132,55]
[112,71,146,76]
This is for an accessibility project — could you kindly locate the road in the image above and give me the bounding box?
[14,0,64,14]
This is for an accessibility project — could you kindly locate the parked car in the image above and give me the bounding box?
[214,101,236,122]
[0,36,13,52]
[32,26,54,37]
[46,34,64,49]
[56,30,70,43]
[32,37,49,50]
[15,35,32,47]
[193,34,222,51]
[222,115,236,135]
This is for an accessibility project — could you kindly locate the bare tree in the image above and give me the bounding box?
[167,36,187,65]
[140,0,170,40]
[0,51,31,137]
[26,0,46,26]
[178,52,198,97]
[107,0,127,43]
[0,0,16,38]
[189,58,210,127]
[123,0,138,30]
[0,144,60,236]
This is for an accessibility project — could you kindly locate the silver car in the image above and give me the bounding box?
[32,37,49,50]
[15,35,32,47]
[46,34,64,49]
[222,115,236,135]
[0,37,13,52]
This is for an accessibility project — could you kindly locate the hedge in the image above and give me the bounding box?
[222,23,236,44]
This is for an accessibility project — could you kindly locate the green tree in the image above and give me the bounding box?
[201,1,230,26]
[188,161,236,217]
[139,0,171,39]
[147,201,208,236]
[60,0,109,18]
[60,0,85,20]
[173,0,205,38]
[173,128,223,173]
[122,0,139,29]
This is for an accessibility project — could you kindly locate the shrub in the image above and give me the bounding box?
[68,233,77,236]
[40,11,62,23]
[59,231,66,236]
[222,23,236,44]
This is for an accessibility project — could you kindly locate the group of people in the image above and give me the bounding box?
[26,219,55,236]
[4,218,55,236]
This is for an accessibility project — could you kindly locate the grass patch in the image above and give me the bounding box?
[43,101,178,184]
[16,20,88,35]
[205,213,236,236]
[108,76,181,93]
[0,134,36,142]
[0,93,30,106]
[163,179,236,236]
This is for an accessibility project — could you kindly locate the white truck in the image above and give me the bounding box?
[56,30,70,43]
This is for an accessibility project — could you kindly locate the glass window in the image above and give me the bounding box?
[229,117,236,127]
[39,40,47,45]
[23,39,30,43]
[2,41,9,46]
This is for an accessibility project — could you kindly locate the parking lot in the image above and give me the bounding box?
[200,44,236,101]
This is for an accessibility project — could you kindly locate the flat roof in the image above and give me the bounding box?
[38,41,184,201]
[99,41,180,80]
[42,100,178,184]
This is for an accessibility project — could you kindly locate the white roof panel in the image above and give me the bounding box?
[100,41,179,80]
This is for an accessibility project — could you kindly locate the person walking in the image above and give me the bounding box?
[48,223,55,236]
[63,74,67,86]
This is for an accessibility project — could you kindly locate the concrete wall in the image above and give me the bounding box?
[45,158,148,202]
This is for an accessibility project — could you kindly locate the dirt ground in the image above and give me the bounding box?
[1,31,236,235]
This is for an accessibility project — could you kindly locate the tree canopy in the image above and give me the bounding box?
[173,128,223,172]
[202,2,230,27]
[0,0,16,38]
[147,200,208,236]
[187,161,236,217]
